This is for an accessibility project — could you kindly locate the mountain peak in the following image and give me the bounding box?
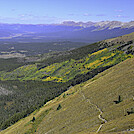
[61,21,95,27]
[61,21,134,29]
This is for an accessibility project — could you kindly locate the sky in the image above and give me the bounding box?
[0,0,133,24]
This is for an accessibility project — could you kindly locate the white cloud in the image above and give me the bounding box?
[20,14,25,17]
[115,10,123,12]
[0,15,64,24]
[96,14,106,17]
[83,13,92,16]
[68,13,75,16]
[115,15,129,18]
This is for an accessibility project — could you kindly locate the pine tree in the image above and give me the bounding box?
[32,117,35,122]
[118,95,121,102]
[57,104,62,110]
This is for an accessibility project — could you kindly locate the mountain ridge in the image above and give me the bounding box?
[0,21,134,43]
[1,21,134,29]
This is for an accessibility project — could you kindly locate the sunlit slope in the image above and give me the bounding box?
[0,48,132,82]
[101,32,134,54]
[0,32,134,131]
[1,58,134,134]
[0,32,134,82]
[105,32,134,44]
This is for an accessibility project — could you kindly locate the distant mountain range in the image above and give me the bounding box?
[62,21,134,29]
[0,21,134,42]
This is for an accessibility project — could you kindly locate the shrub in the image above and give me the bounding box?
[114,95,122,104]
[31,117,35,122]
[57,104,62,110]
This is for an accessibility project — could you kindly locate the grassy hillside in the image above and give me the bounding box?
[100,32,134,55]
[37,32,134,66]
[104,31,134,45]
[0,48,133,82]
[0,32,134,131]
[1,58,134,134]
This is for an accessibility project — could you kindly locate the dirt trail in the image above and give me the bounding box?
[45,127,56,134]
[80,91,107,133]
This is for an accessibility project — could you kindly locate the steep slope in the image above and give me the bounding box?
[0,48,132,82]
[0,32,134,131]
[0,32,134,130]
[1,31,134,81]
[1,58,134,134]
[100,32,134,54]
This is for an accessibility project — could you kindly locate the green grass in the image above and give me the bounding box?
[25,109,51,134]
[0,48,132,82]
[0,32,134,133]
[1,58,134,134]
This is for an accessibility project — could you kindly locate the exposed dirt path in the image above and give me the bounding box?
[80,91,107,133]
[45,127,57,134]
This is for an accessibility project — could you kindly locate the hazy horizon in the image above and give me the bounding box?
[0,20,133,25]
[0,0,133,24]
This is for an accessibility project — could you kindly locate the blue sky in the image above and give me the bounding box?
[0,0,133,24]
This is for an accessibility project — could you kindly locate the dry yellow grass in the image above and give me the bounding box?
[1,58,134,134]
[103,32,134,46]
